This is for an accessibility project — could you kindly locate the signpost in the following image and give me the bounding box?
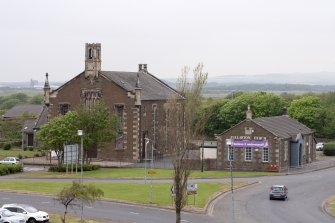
[64,144,78,175]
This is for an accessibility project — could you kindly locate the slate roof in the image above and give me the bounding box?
[100,71,184,100]
[22,120,36,133]
[3,104,43,119]
[253,115,314,139]
[34,106,48,129]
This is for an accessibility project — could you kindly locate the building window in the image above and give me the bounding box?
[81,89,102,110]
[284,141,288,161]
[115,104,124,149]
[262,148,269,162]
[152,104,157,149]
[228,146,234,161]
[245,147,252,161]
[60,103,70,115]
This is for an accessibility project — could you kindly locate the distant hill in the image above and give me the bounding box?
[164,71,335,85]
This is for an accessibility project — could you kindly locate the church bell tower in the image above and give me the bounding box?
[85,43,101,83]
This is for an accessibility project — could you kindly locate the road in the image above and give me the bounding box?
[212,168,335,223]
[1,167,335,223]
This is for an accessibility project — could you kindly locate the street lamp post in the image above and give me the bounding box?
[145,138,155,206]
[77,130,84,222]
[144,139,150,184]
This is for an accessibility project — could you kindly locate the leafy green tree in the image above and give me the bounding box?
[38,112,79,167]
[55,181,104,223]
[1,98,21,109]
[8,93,29,103]
[30,94,44,104]
[219,92,286,130]
[198,99,229,137]
[289,96,327,136]
[76,102,119,163]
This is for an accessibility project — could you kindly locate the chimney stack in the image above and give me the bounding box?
[246,104,252,120]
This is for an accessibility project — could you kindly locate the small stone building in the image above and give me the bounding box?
[43,43,184,161]
[216,106,316,172]
[3,104,46,148]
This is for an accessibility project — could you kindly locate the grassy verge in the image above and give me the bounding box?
[17,168,277,179]
[0,147,43,160]
[49,214,102,223]
[0,181,252,209]
[325,196,335,218]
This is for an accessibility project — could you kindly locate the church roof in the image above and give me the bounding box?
[253,115,314,138]
[100,71,184,100]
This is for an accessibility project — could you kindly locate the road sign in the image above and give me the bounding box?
[148,171,156,174]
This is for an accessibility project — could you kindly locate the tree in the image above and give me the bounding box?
[219,92,286,130]
[164,63,208,223]
[76,102,119,163]
[30,94,44,104]
[38,111,79,167]
[55,181,104,223]
[289,96,327,136]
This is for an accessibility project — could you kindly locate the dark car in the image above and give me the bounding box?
[269,185,288,200]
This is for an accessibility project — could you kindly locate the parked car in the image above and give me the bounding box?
[0,208,25,223]
[1,204,49,223]
[269,185,288,200]
[316,142,325,151]
[0,157,21,165]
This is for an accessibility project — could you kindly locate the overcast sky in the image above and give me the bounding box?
[1,0,335,82]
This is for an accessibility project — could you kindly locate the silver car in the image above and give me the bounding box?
[0,208,25,223]
[0,157,21,165]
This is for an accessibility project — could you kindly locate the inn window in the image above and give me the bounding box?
[152,104,157,148]
[262,148,269,162]
[60,103,70,115]
[228,146,234,161]
[245,147,252,161]
[115,104,125,149]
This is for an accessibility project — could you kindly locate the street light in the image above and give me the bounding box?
[144,138,150,184]
[144,138,155,206]
[77,130,84,222]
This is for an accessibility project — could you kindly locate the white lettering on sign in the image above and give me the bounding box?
[231,136,267,140]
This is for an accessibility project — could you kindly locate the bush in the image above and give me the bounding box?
[34,153,40,157]
[17,154,23,159]
[0,164,23,176]
[323,142,335,156]
[3,144,12,150]
[48,164,101,172]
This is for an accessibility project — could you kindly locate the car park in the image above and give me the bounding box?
[0,157,21,165]
[316,142,325,151]
[1,204,49,223]
[0,208,25,223]
[269,185,288,200]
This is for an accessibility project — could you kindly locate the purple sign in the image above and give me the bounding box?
[232,140,268,148]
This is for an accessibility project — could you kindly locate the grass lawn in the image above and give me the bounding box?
[325,196,335,218]
[18,167,278,179]
[0,181,252,209]
[0,147,43,160]
[49,214,102,223]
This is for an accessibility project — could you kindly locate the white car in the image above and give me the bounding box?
[1,204,49,223]
[0,157,21,165]
[0,208,25,223]
[316,142,325,151]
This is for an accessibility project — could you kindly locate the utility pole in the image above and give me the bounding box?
[78,130,84,222]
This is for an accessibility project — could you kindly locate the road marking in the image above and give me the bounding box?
[181,220,189,222]
[41,201,50,204]
[1,197,9,200]
[130,212,139,215]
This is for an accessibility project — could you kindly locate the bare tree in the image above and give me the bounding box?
[55,181,104,223]
[164,63,208,223]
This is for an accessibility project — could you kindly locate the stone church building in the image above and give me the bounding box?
[43,43,184,161]
[216,106,316,172]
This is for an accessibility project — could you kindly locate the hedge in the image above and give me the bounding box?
[0,164,23,176]
[323,141,335,156]
[48,164,101,172]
